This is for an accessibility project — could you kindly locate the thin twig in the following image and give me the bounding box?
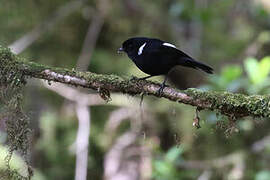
[76,14,105,71]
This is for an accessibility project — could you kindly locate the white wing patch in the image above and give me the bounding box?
[138,42,147,55]
[163,42,176,48]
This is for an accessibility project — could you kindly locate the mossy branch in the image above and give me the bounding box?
[1,46,270,119]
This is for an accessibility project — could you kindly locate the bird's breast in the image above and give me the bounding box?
[130,54,174,76]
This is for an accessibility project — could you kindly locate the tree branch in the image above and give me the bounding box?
[1,46,270,119]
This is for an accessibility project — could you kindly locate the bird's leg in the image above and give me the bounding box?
[157,75,168,96]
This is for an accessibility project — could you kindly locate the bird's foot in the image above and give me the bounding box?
[157,84,168,96]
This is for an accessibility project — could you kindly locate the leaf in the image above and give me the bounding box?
[221,65,242,83]
[165,146,183,162]
[258,56,270,83]
[244,57,259,84]
[154,160,172,176]
[244,56,270,85]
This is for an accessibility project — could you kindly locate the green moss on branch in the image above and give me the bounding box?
[0,46,32,179]
[1,45,270,119]
[185,89,270,118]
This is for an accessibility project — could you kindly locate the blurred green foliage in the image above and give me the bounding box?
[256,171,270,180]
[205,56,270,94]
[245,57,270,93]
[152,146,196,180]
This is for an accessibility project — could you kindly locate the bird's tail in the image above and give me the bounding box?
[193,60,213,74]
[179,58,213,74]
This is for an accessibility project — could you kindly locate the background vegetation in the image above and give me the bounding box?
[1,0,270,179]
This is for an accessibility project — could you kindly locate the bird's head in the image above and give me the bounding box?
[118,37,149,57]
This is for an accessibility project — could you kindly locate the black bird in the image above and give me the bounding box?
[118,37,213,94]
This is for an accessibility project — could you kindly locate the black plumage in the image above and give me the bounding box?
[118,37,213,94]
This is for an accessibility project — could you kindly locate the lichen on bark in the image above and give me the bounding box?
[185,88,270,118]
[0,46,32,179]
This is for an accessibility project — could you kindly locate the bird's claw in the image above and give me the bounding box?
[157,88,164,96]
[157,84,168,96]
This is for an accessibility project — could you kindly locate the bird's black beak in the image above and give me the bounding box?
[117,47,124,54]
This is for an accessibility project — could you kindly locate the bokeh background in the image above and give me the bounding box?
[1,0,270,179]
